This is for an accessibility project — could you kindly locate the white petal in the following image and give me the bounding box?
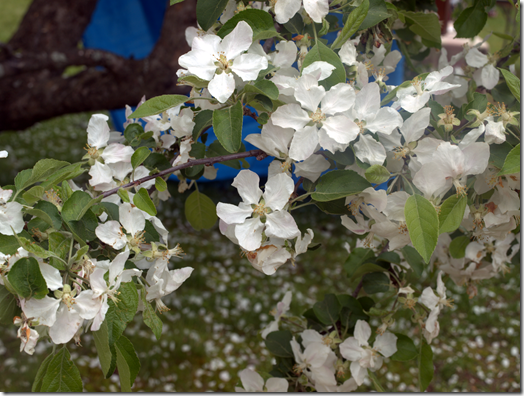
[0,202,24,235]
[465,48,488,68]
[365,107,403,135]
[271,104,311,130]
[95,220,127,250]
[374,332,397,357]
[232,169,263,205]
[400,108,431,143]
[339,40,358,66]
[23,296,60,327]
[109,250,130,286]
[295,74,326,112]
[232,53,268,81]
[238,369,264,392]
[303,0,329,23]
[302,61,335,81]
[350,361,368,386]
[265,378,289,392]
[459,124,485,149]
[321,83,356,115]
[101,144,134,164]
[87,114,110,149]
[274,0,302,24]
[462,142,490,176]
[354,134,386,166]
[322,115,359,144]
[354,320,371,345]
[74,290,103,320]
[289,126,320,161]
[119,202,146,236]
[354,82,381,120]
[219,21,253,60]
[271,40,297,68]
[39,263,63,291]
[235,218,264,251]
[49,304,83,344]
[89,161,113,186]
[484,120,505,144]
[178,48,217,81]
[265,211,300,239]
[208,72,235,103]
[264,173,294,211]
[294,154,330,182]
[480,64,500,90]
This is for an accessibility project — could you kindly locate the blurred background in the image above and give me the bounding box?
[0,0,520,391]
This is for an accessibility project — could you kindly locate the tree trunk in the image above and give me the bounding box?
[0,0,196,132]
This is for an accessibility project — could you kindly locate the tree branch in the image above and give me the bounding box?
[101,149,265,198]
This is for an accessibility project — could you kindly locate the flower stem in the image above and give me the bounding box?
[368,371,386,392]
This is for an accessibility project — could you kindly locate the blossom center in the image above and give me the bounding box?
[411,77,424,96]
[215,53,232,73]
[348,197,364,216]
[397,222,408,235]
[310,108,326,124]
[253,202,269,217]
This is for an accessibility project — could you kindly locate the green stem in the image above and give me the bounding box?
[290,201,317,211]
[281,316,305,330]
[368,371,386,392]
[289,192,312,204]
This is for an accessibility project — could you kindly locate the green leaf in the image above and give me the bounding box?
[133,188,157,216]
[143,301,163,340]
[315,198,351,215]
[129,95,188,119]
[331,0,369,49]
[499,68,520,102]
[22,185,45,205]
[404,195,439,264]
[105,282,139,350]
[7,257,48,300]
[212,101,243,153]
[376,252,400,265]
[362,272,390,294]
[115,335,141,392]
[62,191,101,222]
[438,195,467,234]
[192,109,213,140]
[454,2,488,39]
[358,0,390,30]
[401,11,441,48]
[349,263,388,283]
[0,234,20,255]
[185,190,217,231]
[419,343,434,391]
[401,245,424,277]
[0,285,21,325]
[218,9,279,41]
[32,353,54,392]
[93,321,116,378]
[311,170,371,202]
[265,330,294,358]
[498,144,520,176]
[155,177,167,192]
[302,40,346,90]
[131,147,151,170]
[344,248,375,277]
[178,74,210,89]
[124,123,145,145]
[490,141,514,169]
[14,169,32,192]
[449,235,470,259]
[243,80,279,100]
[170,0,184,5]
[17,159,70,191]
[27,201,62,230]
[337,295,369,329]
[118,188,131,203]
[48,232,69,270]
[365,164,391,184]
[322,146,355,166]
[197,0,230,31]
[391,333,418,361]
[313,294,341,325]
[40,347,83,392]
[40,162,85,190]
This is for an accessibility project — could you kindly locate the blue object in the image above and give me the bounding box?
[82,3,404,182]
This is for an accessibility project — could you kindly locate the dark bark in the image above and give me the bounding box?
[0,0,196,132]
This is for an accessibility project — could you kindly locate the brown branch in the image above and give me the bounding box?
[0,0,197,132]
[101,149,264,198]
[0,48,130,78]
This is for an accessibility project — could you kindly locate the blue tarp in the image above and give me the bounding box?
[82,1,403,184]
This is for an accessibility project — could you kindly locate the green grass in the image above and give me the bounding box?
[0,0,31,42]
